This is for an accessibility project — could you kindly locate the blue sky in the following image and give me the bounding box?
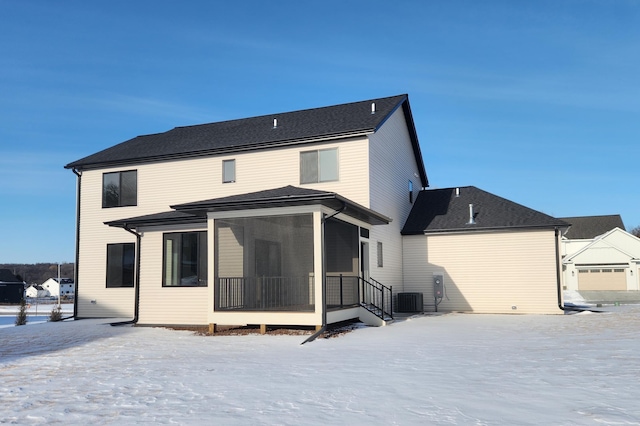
[1,0,639,263]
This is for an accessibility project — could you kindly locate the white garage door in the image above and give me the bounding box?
[578,268,626,291]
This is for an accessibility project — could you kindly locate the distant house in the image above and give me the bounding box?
[41,278,75,298]
[0,269,25,304]
[26,285,50,298]
[402,186,569,314]
[561,215,640,296]
[561,215,625,240]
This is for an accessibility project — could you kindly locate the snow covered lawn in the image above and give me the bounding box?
[2,306,640,425]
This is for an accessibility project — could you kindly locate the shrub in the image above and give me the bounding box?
[49,305,63,322]
[15,299,28,326]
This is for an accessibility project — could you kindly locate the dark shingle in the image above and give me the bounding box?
[106,185,392,228]
[402,186,569,234]
[65,95,421,175]
[172,185,391,225]
[560,215,625,239]
[0,269,21,283]
[104,210,205,228]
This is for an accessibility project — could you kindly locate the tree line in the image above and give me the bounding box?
[0,263,74,285]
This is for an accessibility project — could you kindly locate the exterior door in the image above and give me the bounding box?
[255,239,281,307]
[361,241,370,282]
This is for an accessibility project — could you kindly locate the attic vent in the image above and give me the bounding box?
[467,204,476,225]
[273,118,278,128]
[371,102,376,114]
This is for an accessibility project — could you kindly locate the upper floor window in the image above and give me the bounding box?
[163,231,208,287]
[300,148,338,184]
[103,170,137,208]
[223,159,236,183]
[106,243,135,288]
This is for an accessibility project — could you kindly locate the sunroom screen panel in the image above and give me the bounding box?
[215,214,315,311]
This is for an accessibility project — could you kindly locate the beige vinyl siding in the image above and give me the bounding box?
[137,225,208,325]
[402,230,562,314]
[77,139,370,319]
[367,107,423,289]
[77,171,137,318]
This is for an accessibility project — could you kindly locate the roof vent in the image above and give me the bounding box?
[371,102,376,114]
[273,118,278,129]
[467,204,476,225]
[455,187,460,197]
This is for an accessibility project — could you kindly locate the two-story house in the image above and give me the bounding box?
[67,94,570,331]
[65,94,428,331]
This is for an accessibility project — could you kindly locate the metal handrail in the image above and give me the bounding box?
[360,276,393,320]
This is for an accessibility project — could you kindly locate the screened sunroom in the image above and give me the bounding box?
[175,186,391,327]
[106,186,391,328]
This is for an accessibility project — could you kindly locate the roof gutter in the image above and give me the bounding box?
[555,227,566,312]
[409,223,570,236]
[111,224,141,326]
[554,227,601,313]
[71,168,81,320]
[301,200,347,345]
[66,130,374,171]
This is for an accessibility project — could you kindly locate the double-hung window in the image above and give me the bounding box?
[103,170,137,208]
[106,243,135,288]
[163,231,208,287]
[300,148,338,184]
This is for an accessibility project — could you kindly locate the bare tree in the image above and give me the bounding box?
[631,226,640,238]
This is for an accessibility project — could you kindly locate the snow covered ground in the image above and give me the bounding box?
[2,303,640,425]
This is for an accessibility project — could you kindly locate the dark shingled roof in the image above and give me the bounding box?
[560,215,625,239]
[0,269,22,283]
[104,210,206,228]
[106,185,391,228]
[65,94,428,186]
[402,186,569,235]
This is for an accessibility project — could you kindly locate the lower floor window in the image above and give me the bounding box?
[106,243,135,288]
[163,231,208,286]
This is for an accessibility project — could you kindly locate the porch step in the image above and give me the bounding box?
[359,303,393,322]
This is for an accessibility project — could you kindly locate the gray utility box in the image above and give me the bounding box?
[396,292,424,313]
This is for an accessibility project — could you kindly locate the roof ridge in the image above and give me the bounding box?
[171,94,408,131]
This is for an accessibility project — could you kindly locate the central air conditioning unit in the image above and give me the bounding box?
[396,292,423,313]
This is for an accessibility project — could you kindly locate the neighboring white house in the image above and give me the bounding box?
[25,285,50,298]
[563,226,640,293]
[41,278,75,298]
[65,95,570,329]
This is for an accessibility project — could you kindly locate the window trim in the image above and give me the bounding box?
[162,231,208,287]
[102,170,137,208]
[377,241,383,268]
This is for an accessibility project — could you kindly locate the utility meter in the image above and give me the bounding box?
[433,274,444,298]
